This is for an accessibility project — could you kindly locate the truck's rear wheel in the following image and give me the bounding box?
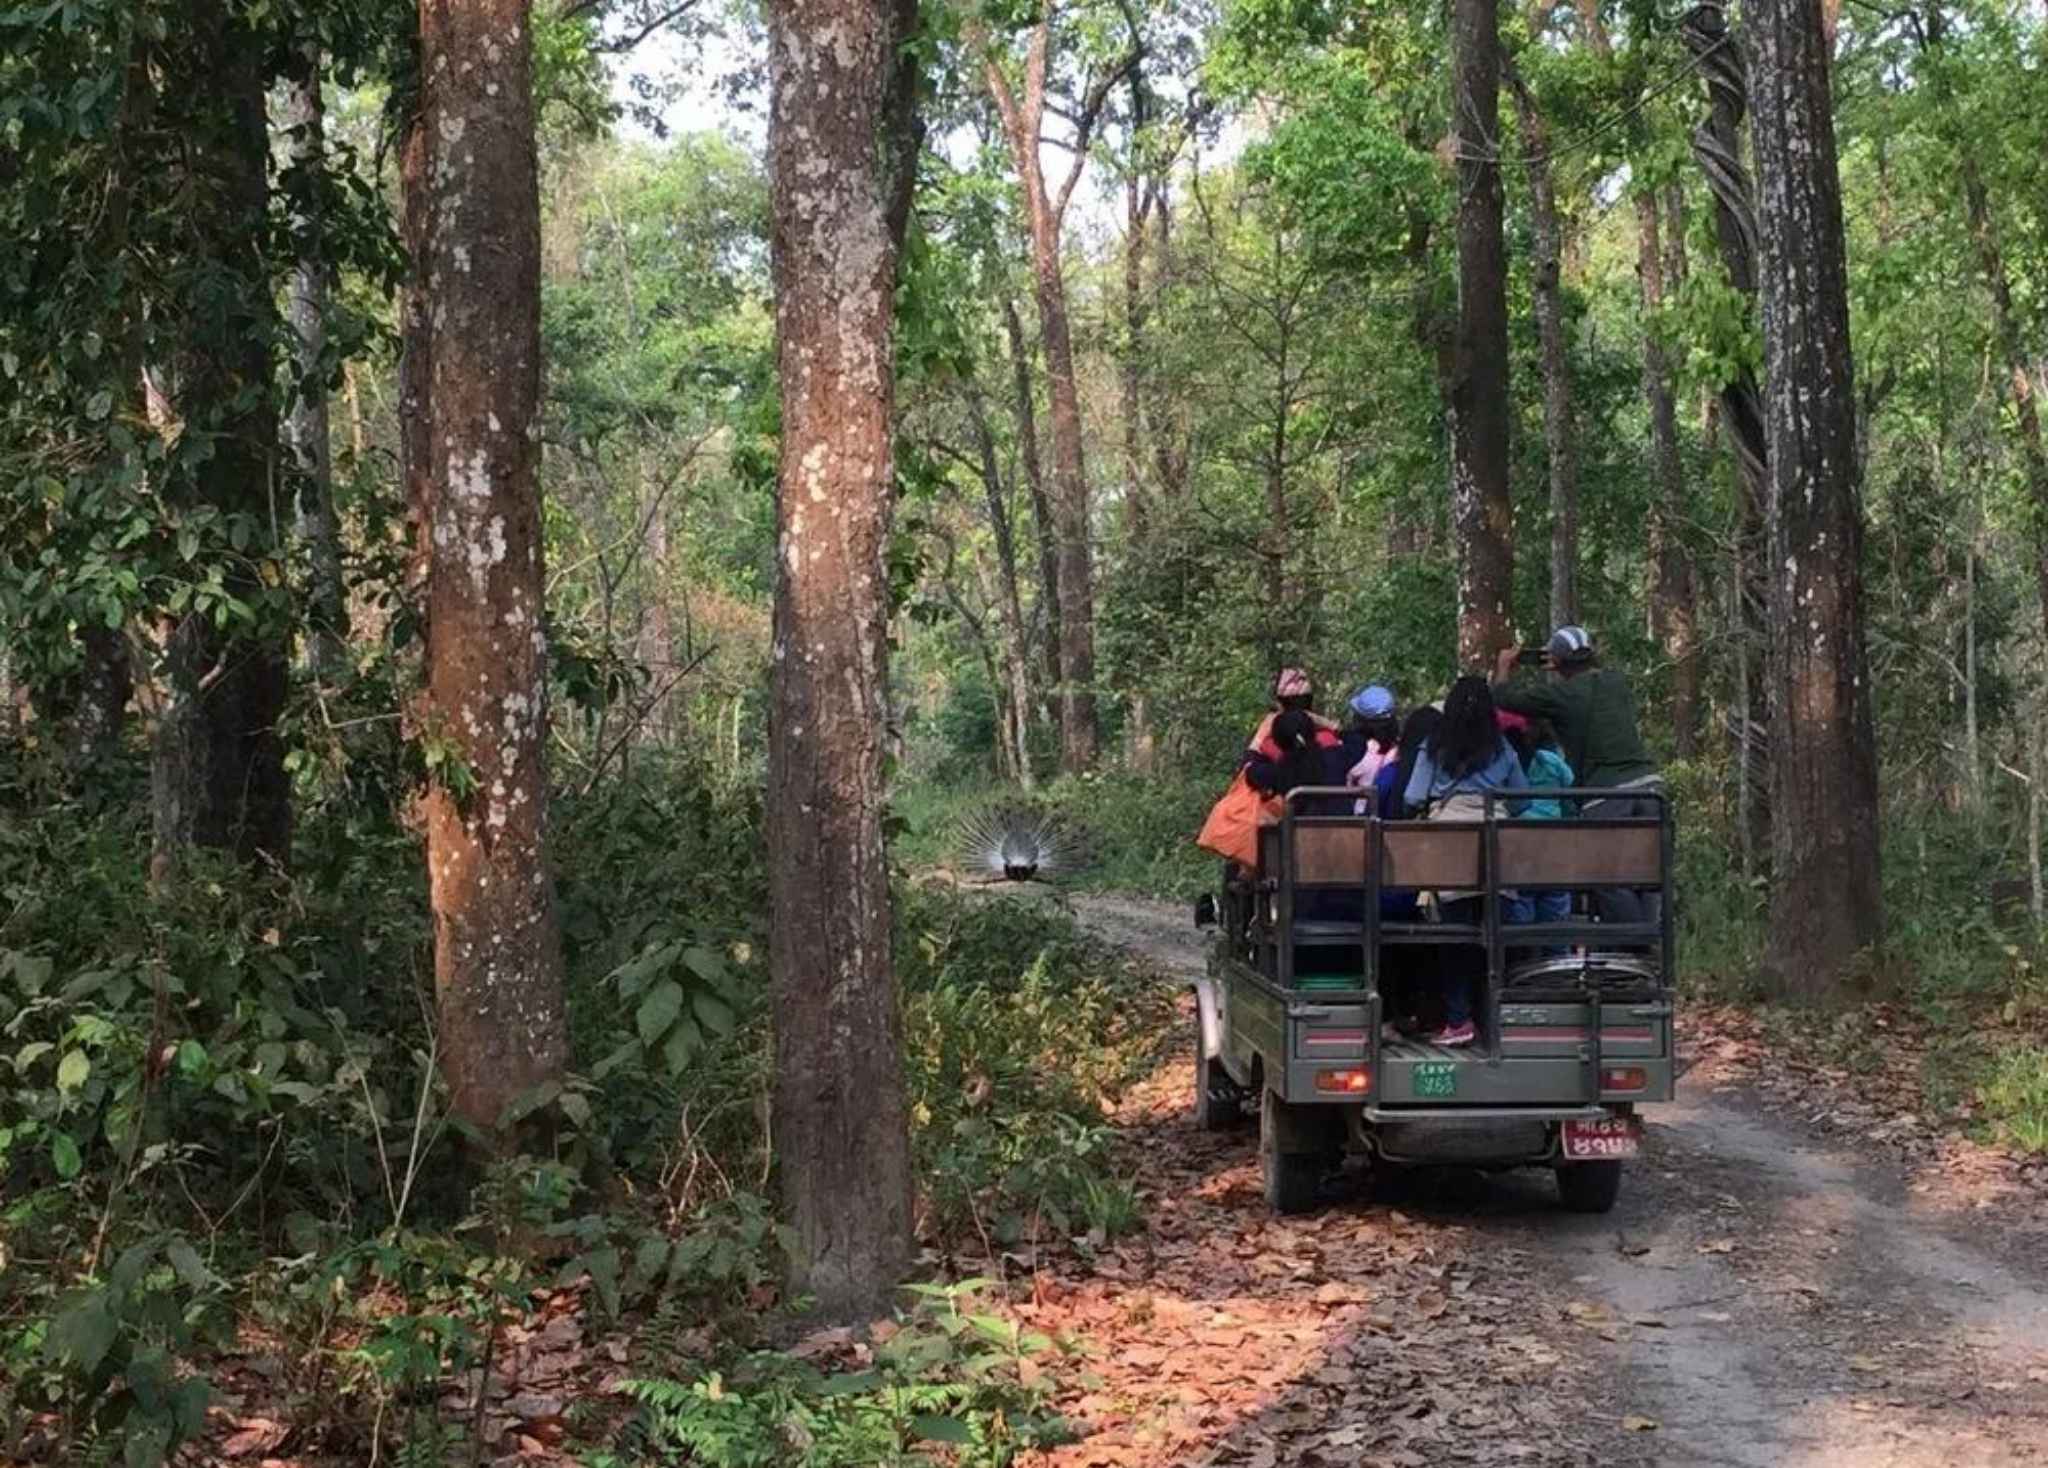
[1193,1015,1246,1131]
[1555,1160,1624,1214]
[1261,1089,1327,1215]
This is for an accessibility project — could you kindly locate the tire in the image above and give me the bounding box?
[1261,1088,1326,1216]
[1193,1012,1246,1132]
[1555,1160,1624,1214]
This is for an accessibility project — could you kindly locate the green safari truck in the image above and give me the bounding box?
[1191,787,1676,1215]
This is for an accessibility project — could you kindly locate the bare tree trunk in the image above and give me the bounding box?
[151,0,291,879]
[638,470,674,744]
[1638,188,1700,758]
[1003,297,1062,698]
[280,43,346,678]
[967,388,1039,789]
[1450,0,1514,669]
[766,0,919,1320]
[1683,2,1771,857]
[418,0,566,1137]
[1748,0,1883,989]
[982,22,1118,772]
[1507,62,1578,629]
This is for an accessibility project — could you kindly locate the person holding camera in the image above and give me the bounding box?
[1492,626,1662,930]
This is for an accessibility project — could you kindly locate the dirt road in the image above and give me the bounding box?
[1044,893,2048,1468]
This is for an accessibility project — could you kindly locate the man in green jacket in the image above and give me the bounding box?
[1492,626,1663,936]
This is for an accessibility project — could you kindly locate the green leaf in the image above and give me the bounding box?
[165,1238,209,1288]
[911,1414,975,1445]
[55,1049,90,1092]
[660,1016,701,1075]
[14,1040,53,1071]
[45,1295,117,1373]
[636,979,683,1046]
[692,992,736,1037]
[50,1131,82,1178]
[175,1039,207,1077]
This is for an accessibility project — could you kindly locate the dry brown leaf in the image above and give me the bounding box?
[1622,1415,1660,1432]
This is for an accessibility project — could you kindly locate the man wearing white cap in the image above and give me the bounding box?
[1492,627,1663,931]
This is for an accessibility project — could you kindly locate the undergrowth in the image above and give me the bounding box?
[0,742,1155,1465]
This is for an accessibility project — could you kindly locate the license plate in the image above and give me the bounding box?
[1561,1116,1640,1160]
[1413,1062,1457,1098]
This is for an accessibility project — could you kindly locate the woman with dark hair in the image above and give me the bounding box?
[1396,678,1527,1047]
[1401,676,1528,820]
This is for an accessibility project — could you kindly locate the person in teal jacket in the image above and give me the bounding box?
[1502,713,1574,936]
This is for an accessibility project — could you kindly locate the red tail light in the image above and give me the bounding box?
[1601,1066,1647,1092]
[1315,1068,1372,1094]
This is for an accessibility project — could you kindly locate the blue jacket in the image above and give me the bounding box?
[1402,738,1529,814]
[1521,747,1576,820]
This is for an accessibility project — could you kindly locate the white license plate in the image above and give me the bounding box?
[1561,1117,1640,1160]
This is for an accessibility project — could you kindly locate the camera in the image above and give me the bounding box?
[1514,647,1548,668]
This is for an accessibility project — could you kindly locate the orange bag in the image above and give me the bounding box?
[1196,769,1278,867]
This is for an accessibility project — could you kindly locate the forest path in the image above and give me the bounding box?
[1040,891,2048,1467]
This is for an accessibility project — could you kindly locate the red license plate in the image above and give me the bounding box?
[1561,1116,1640,1160]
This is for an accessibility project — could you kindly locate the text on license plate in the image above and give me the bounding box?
[1413,1062,1457,1098]
[1561,1117,1640,1160]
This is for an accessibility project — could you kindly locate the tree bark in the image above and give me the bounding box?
[637,474,675,744]
[1507,62,1578,629]
[417,0,567,1137]
[1682,1,1771,858]
[967,387,1039,788]
[1747,0,1883,988]
[151,0,291,878]
[983,21,1117,772]
[766,0,919,1320]
[280,43,346,678]
[1002,297,1062,698]
[1638,187,1701,759]
[1450,0,1514,669]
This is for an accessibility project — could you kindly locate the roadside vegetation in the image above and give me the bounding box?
[0,739,1167,1463]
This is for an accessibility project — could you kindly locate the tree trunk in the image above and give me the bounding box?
[638,470,674,744]
[151,0,291,879]
[967,387,1039,788]
[1120,117,1151,543]
[766,0,919,1320]
[1683,1,1771,857]
[1450,0,1514,669]
[1637,188,1700,759]
[984,28,1100,772]
[1029,210,1099,772]
[1003,297,1062,698]
[417,0,567,1138]
[1507,63,1578,629]
[1747,0,1883,988]
[280,43,346,678]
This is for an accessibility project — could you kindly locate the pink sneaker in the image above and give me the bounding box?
[1432,1020,1476,1048]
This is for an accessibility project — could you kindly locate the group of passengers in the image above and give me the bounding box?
[1235,625,1662,1049]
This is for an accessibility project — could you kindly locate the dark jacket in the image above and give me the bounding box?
[1493,667,1657,790]
[1245,732,1364,815]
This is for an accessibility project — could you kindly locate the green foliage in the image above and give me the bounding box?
[897,886,1171,1240]
[606,1282,1073,1468]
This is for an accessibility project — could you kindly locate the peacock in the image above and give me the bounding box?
[952,803,1088,885]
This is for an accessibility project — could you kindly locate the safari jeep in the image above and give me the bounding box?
[1192,787,1676,1215]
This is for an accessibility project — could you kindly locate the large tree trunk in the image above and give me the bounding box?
[1747,0,1882,989]
[280,43,346,679]
[1449,0,1514,669]
[1682,1,1771,863]
[766,0,919,1320]
[1507,63,1578,629]
[151,0,291,879]
[1638,187,1701,759]
[417,0,567,1137]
